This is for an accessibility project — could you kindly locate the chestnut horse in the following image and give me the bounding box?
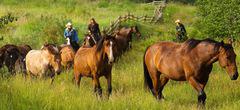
[114,26,141,58]
[26,44,61,83]
[143,38,238,106]
[59,44,75,70]
[74,35,115,97]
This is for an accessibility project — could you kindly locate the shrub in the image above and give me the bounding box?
[196,0,240,40]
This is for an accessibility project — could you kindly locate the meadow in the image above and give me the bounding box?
[0,0,240,110]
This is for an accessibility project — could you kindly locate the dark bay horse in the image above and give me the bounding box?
[74,35,115,97]
[0,44,32,74]
[0,44,17,69]
[15,44,32,73]
[114,26,141,58]
[143,38,238,106]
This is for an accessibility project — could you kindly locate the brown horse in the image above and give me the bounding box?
[26,44,61,83]
[74,35,115,97]
[59,44,75,70]
[82,33,97,47]
[143,38,238,106]
[15,44,32,74]
[114,26,141,58]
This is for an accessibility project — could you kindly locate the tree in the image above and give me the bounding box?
[196,0,240,40]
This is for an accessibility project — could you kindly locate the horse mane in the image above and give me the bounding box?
[183,38,220,52]
[96,37,105,52]
[42,43,59,55]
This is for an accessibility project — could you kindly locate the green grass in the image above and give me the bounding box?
[1,1,240,110]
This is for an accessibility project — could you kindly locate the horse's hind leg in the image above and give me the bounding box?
[151,72,161,100]
[74,73,82,87]
[158,76,169,99]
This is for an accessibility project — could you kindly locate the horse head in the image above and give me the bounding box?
[131,26,141,39]
[42,44,62,75]
[101,34,115,64]
[218,41,238,80]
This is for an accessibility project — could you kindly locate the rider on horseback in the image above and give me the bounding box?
[64,22,80,51]
[88,18,101,43]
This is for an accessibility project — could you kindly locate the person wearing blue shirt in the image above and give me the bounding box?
[64,22,80,51]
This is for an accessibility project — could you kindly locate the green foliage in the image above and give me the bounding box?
[0,13,17,29]
[196,0,240,40]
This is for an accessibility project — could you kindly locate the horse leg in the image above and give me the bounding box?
[67,62,72,70]
[158,76,169,99]
[93,75,102,97]
[105,74,112,97]
[188,77,206,107]
[151,73,161,100]
[50,73,55,84]
[74,73,81,87]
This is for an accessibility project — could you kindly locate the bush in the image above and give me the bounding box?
[196,0,240,40]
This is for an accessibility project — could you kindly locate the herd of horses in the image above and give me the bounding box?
[0,25,238,107]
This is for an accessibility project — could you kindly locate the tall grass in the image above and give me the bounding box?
[0,1,240,110]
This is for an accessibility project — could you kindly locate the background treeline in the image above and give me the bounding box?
[196,0,240,40]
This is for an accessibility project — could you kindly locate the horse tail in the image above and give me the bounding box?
[143,46,153,91]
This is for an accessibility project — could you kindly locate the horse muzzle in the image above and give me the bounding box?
[56,69,62,75]
[108,58,114,65]
[231,72,238,80]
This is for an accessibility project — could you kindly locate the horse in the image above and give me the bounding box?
[0,44,31,74]
[26,44,61,83]
[4,46,22,74]
[74,35,115,97]
[82,33,97,47]
[0,44,17,69]
[59,44,75,70]
[114,26,141,58]
[143,38,238,107]
[15,44,32,74]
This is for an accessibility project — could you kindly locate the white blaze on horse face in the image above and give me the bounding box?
[109,41,114,63]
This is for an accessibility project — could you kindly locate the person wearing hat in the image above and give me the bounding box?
[88,18,101,43]
[175,19,187,42]
[64,22,80,51]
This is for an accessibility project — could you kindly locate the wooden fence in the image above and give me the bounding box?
[105,0,167,34]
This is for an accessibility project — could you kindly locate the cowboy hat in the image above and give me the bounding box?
[175,19,181,23]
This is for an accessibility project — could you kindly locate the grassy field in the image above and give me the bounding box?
[1,1,240,110]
